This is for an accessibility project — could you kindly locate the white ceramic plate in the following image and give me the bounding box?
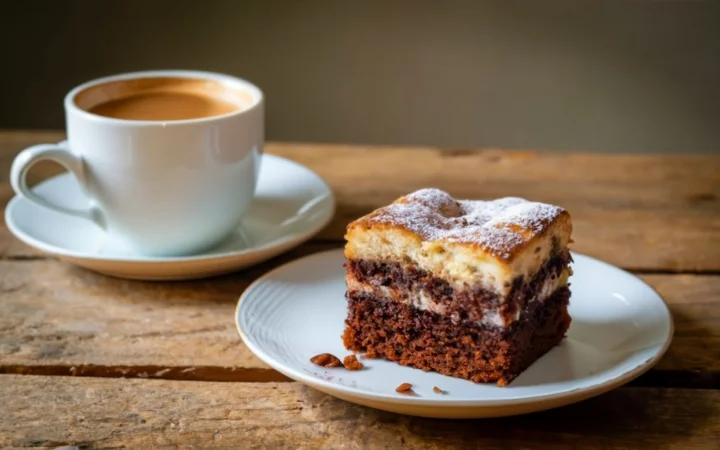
[5,154,334,280]
[237,249,673,418]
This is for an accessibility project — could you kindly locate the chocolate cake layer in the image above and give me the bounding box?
[346,250,570,327]
[342,286,571,386]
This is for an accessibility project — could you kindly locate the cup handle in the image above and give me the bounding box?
[10,142,106,228]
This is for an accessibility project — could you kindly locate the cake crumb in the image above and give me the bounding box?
[395,382,413,394]
[310,353,342,368]
[433,386,445,394]
[343,354,364,371]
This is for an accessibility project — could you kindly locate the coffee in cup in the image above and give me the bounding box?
[78,77,253,121]
[10,70,264,256]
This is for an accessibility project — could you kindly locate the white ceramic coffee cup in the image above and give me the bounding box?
[10,70,264,256]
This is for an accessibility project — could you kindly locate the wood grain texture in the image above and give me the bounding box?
[0,131,718,446]
[1,375,718,449]
[1,131,718,271]
[0,243,338,381]
[0,253,717,381]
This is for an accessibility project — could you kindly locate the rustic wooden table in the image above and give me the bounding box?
[0,130,718,449]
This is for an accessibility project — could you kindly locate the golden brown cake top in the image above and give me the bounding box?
[348,188,570,261]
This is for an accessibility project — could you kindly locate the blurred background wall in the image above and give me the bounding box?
[1,0,718,154]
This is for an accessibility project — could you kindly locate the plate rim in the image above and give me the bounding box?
[236,248,675,408]
[5,153,335,264]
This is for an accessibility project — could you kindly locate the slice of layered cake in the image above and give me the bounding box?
[342,189,573,386]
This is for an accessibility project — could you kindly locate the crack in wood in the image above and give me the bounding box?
[0,255,51,261]
[0,365,716,389]
[0,283,26,294]
[14,439,89,449]
[12,438,122,450]
[0,364,291,382]
[629,268,720,276]
[628,370,720,390]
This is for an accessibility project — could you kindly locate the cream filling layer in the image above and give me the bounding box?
[346,268,570,328]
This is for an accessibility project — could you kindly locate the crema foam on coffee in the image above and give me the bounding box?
[75,77,252,121]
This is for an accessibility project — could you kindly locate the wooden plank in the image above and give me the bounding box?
[0,243,339,381]
[1,375,718,449]
[643,274,720,388]
[0,131,718,271]
[0,254,717,382]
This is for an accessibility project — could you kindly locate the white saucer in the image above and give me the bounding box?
[5,154,334,280]
[236,249,674,419]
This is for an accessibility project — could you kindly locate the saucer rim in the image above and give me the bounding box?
[5,153,335,264]
[235,248,674,408]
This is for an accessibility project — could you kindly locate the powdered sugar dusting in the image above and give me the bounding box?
[366,188,564,259]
